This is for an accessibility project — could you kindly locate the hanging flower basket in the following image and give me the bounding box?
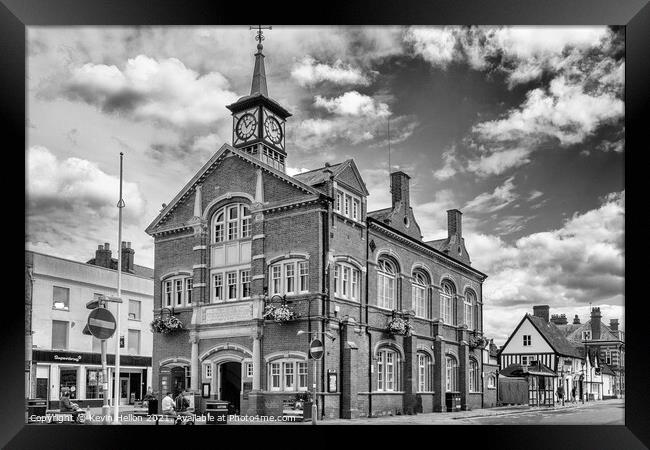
[263,304,297,323]
[150,315,184,334]
[387,316,412,336]
[469,333,488,350]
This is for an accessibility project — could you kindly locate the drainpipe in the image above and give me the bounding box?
[365,223,372,417]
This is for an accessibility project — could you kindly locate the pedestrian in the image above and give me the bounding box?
[571,386,577,404]
[162,392,176,416]
[556,385,565,406]
[60,388,82,422]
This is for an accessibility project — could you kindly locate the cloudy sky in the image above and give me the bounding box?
[26,26,624,343]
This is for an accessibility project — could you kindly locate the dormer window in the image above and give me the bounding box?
[582,330,592,341]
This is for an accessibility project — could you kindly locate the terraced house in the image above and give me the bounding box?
[145,38,489,419]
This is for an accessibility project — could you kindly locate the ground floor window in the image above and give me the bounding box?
[445,355,458,392]
[417,352,432,392]
[60,368,78,399]
[267,359,308,392]
[86,369,103,399]
[469,359,480,392]
[487,373,496,389]
[377,348,400,392]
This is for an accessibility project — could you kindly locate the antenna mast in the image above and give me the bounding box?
[388,117,392,195]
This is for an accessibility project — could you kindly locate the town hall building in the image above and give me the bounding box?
[145,34,489,419]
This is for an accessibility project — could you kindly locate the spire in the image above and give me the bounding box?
[249,25,272,97]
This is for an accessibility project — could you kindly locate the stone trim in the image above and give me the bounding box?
[193,245,208,251]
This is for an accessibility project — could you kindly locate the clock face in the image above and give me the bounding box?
[236,113,257,140]
[264,116,283,144]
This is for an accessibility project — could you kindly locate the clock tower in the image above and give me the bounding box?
[226,29,292,172]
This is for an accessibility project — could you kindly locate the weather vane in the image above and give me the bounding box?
[250,25,272,45]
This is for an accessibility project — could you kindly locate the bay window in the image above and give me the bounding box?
[269,260,309,296]
[333,262,360,301]
[268,359,308,392]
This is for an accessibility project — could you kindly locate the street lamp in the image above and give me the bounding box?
[296,329,335,425]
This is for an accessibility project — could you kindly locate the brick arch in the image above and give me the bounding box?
[202,192,254,221]
[264,351,308,363]
[160,270,193,281]
[333,255,365,272]
[374,248,402,273]
[373,339,405,359]
[417,343,435,362]
[439,276,457,293]
[159,357,191,368]
[267,252,310,265]
[199,343,252,362]
[411,263,432,284]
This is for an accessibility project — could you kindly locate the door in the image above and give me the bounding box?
[219,362,241,414]
[36,378,48,399]
[120,377,129,405]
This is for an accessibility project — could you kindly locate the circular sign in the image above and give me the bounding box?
[87,307,117,340]
[309,339,324,360]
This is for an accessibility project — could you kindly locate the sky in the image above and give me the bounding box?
[26,26,625,344]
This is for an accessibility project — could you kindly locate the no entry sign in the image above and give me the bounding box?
[309,339,324,360]
[87,307,117,340]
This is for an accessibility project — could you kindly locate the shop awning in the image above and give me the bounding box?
[500,362,558,377]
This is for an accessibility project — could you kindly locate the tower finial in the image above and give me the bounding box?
[250,25,272,52]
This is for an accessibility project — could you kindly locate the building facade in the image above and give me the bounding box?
[26,244,154,408]
[145,39,489,419]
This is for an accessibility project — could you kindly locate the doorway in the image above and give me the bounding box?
[120,377,129,405]
[170,366,187,394]
[219,362,241,414]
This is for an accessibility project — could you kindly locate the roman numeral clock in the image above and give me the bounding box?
[226,29,292,172]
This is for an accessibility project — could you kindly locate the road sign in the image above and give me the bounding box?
[309,339,324,360]
[87,307,117,340]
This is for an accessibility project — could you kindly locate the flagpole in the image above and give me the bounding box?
[113,152,125,423]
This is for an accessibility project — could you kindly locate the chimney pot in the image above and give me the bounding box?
[390,171,411,210]
[590,307,602,340]
[573,314,581,324]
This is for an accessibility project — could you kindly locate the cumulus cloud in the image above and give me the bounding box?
[433,146,463,180]
[62,55,239,129]
[314,91,390,118]
[291,56,371,86]
[467,190,624,341]
[26,145,152,266]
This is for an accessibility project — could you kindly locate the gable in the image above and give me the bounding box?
[335,161,369,196]
[146,144,321,234]
[501,316,554,355]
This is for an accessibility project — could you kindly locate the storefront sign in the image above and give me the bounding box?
[53,354,83,362]
[33,350,151,367]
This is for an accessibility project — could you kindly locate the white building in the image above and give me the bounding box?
[26,243,153,408]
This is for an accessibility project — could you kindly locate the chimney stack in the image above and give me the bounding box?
[609,318,619,332]
[94,243,112,268]
[447,209,463,239]
[590,307,602,340]
[550,314,568,325]
[121,241,135,274]
[533,305,550,323]
[573,314,581,325]
[390,171,411,210]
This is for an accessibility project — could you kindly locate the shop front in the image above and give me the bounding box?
[32,350,152,408]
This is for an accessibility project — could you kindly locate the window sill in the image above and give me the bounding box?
[333,295,360,303]
[128,318,141,322]
[52,307,70,312]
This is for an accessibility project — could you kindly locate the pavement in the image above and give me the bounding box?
[53,398,623,425]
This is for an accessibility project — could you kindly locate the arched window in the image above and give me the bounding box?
[445,355,458,392]
[464,289,476,330]
[267,358,308,392]
[334,261,361,301]
[377,347,400,391]
[377,258,397,310]
[469,359,480,392]
[417,352,433,392]
[440,280,456,324]
[487,373,496,389]
[412,270,429,318]
[212,203,251,243]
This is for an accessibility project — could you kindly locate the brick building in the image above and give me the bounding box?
[145,39,489,419]
[26,244,153,409]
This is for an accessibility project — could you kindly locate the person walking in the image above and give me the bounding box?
[556,385,565,406]
[162,392,176,416]
[571,386,577,404]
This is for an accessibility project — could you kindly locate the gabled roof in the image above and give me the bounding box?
[527,315,583,358]
[146,143,322,234]
[294,159,369,196]
[564,319,622,345]
[367,207,392,222]
[424,238,447,251]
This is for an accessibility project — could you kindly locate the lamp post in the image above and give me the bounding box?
[297,330,335,425]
